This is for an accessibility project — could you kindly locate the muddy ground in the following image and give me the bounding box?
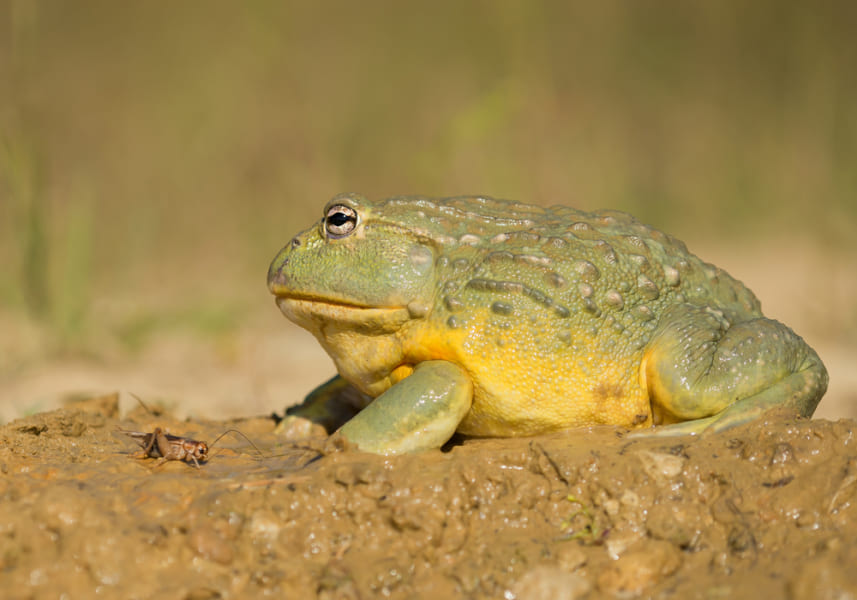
[1,393,856,599]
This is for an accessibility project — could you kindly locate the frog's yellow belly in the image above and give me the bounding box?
[454,349,653,437]
[402,313,653,436]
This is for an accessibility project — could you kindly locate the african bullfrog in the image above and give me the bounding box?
[267,193,828,454]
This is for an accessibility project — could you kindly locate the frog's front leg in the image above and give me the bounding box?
[280,374,371,433]
[336,360,473,455]
[640,304,828,435]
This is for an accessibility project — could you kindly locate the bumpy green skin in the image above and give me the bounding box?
[268,193,828,454]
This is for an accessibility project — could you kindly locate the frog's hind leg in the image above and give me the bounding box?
[639,304,828,436]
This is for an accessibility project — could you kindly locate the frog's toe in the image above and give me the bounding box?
[629,416,715,438]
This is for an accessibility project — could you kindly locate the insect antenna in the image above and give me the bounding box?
[208,429,266,459]
[129,392,165,417]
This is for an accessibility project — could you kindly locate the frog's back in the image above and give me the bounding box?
[390,195,762,334]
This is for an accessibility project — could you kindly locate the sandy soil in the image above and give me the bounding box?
[1,392,856,599]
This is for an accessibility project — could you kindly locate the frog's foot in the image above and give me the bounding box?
[632,388,809,438]
[275,374,371,436]
[639,304,828,436]
[337,360,473,455]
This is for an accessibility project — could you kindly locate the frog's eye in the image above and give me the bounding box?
[324,204,358,239]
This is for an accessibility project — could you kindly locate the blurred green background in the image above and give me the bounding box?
[1,1,855,418]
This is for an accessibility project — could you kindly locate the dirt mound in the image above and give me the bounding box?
[1,394,856,599]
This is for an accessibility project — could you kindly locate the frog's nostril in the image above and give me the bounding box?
[291,237,301,248]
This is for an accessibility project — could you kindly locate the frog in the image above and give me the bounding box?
[267,193,828,455]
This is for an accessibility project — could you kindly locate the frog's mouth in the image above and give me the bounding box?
[274,295,413,332]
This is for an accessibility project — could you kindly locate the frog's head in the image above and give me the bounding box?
[267,193,438,337]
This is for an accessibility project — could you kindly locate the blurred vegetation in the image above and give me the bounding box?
[1,0,855,352]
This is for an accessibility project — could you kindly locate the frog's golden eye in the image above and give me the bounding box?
[325,204,358,239]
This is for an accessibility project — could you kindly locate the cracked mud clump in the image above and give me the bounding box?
[1,394,856,599]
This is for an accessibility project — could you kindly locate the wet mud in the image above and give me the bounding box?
[1,393,857,599]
